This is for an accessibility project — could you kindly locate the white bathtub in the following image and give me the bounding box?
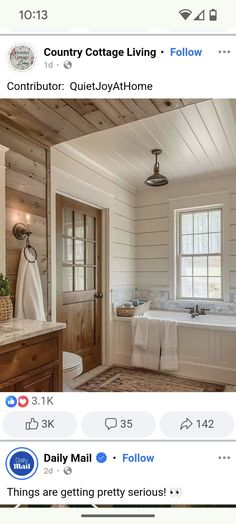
[113,310,236,385]
[144,310,236,331]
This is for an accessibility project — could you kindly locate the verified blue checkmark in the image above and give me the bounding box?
[96,452,107,463]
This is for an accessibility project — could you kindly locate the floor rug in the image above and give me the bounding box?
[77,366,225,392]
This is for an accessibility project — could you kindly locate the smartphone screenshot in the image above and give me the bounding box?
[0,1,236,521]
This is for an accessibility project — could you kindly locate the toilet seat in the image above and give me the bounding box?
[63,351,82,371]
[63,351,83,390]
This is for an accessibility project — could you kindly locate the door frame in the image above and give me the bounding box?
[51,186,111,367]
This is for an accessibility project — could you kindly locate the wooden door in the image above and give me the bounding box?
[56,196,102,372]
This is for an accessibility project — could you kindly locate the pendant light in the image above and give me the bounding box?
[145,149,168,186]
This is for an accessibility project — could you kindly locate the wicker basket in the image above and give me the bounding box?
[0,296,13,323]
[117,300,151,317]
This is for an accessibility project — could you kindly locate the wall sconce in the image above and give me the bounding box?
[25,213,31,228]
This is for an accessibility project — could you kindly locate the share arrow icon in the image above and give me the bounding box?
[180,417,193,430]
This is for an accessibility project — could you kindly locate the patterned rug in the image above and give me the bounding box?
[77,366,225,392]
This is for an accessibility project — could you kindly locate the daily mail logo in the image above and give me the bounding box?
[5,447,38,479]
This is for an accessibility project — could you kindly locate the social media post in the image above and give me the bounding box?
[1,439,236,505]
[0,392,236,506]
[0,34,235,97]
[1,1,236,520]
[1,95,236,394]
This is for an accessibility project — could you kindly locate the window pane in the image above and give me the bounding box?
[181,257,192,276]
[194,212,208,234]
[86,267,95,290]
[193,277,207,298]
[194,234,208,254]
[63,209,73,236]
[75,267,84,290]
[181,213,193,234]
[209,210,221,232]
[181,277,192,297]
[75,213,85,238]
[181,235,193,254]
[63,238,73,264]
[193,256,207,276]
[208,256,221,276]
[75,240,84,264]
[209,233,221,253]
[178,207,222,300]
[209,277,221,299]
[62,266,73,292]
[86,242,95,265]
[86,216,95,240]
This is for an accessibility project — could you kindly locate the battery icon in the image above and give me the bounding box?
[209,9,217,21]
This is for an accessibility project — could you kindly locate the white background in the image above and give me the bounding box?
[0,35,235,98]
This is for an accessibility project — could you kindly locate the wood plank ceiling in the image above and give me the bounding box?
[0,99,204,147]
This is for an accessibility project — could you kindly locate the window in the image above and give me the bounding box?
[62,208,96,292]
[177,207,222,300]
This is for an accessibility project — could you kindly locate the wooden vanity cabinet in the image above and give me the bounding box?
[0,330,63,392]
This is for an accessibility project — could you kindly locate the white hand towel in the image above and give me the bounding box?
[147,318,161,350]
[160,319,178,370]
[15,248,46,321]
[131,317,161,371]
[131,316,149,350]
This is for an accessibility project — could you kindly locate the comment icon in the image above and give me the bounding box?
[105,417,117,430]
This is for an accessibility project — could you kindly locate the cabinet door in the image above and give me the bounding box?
[0,336,59,384]
[16,367,58,392]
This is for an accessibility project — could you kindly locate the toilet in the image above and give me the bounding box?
[63,351,83,391]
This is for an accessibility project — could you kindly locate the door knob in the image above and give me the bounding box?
[95,291,103,298]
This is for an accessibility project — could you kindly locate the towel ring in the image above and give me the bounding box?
[24,245,37,263]
[12,222,38,262]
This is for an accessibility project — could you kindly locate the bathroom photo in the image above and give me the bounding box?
[0,98,236,392]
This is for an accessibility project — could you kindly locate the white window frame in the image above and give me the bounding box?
[177,207,222,300]
[169,192,230,302]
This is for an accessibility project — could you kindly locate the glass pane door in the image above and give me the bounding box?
[62,209,97,292]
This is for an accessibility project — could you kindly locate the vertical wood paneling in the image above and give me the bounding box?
[0,125,49,315]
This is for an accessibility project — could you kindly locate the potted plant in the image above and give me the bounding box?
[0,273,13,322]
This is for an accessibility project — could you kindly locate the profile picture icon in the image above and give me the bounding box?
[9,44,36,71]
[6,447,38,480]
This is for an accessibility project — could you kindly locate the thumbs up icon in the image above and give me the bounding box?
[25,418,39,431]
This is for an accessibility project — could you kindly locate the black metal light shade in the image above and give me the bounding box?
[145,149,168,187]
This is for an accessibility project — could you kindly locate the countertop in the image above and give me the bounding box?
[0,319,66,346]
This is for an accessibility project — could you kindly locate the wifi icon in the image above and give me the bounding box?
[179,9,192,20]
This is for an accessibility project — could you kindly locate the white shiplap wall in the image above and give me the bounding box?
[51,146,236,307]
[136,173,236,293]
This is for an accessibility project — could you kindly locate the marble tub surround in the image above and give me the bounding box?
[111,287,135,307]
[0,319,66,346]
[144,310,236,331]
[135,287,169,309]
[135,287,236,316]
